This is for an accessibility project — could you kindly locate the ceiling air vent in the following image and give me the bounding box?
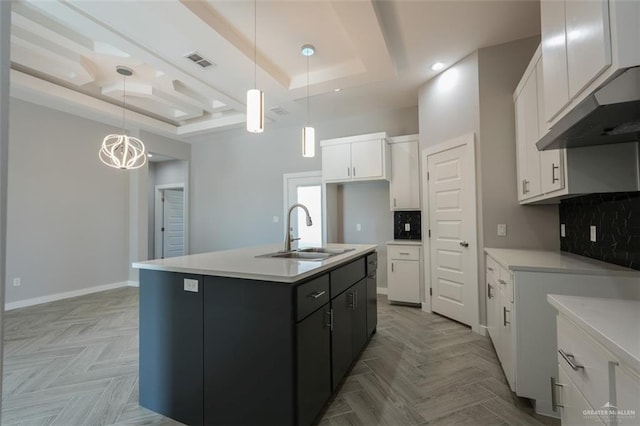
[184,52,216,69]
[270,106,288,115]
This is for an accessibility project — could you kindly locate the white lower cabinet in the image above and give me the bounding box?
[387,244,421,304]
[549,295,640,426]
[484,249,640,418]
[556,366,604,426]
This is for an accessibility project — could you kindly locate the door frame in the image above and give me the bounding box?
[421,133,480,333]
[282,171,322,241]
[154,183,186,259]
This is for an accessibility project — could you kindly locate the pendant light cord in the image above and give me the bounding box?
[122,75,126,135]
[306,54,310,126]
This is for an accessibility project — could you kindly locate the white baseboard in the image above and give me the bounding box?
[5,281,131,311]
[128,281,139,288]
[376,287,388,295]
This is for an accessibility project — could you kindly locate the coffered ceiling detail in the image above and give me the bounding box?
[9,0,540,141]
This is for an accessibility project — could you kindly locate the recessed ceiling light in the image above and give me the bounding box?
[334,88,341,92]
[147,153,153,158]
[431,62,445,71]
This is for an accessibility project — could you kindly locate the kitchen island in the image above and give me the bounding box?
[133,243,377,426]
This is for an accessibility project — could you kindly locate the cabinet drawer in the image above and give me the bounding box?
[330,258,366,297]
[388,245,420,261]
[558,365,605,426]
[296,275,330,321]
[615,364,640,417]
[557,315,612,409]
[486,256,498,280]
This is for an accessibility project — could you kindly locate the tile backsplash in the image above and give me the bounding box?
[394,211,422,240]
[559,192,639,270]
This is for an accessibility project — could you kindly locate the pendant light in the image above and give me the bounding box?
[99,66,146,170]
[301,44,315,158]
[246,0,264,133]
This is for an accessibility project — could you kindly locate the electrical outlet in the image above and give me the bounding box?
[497,224,507,237]
[404,223,411,232]
[590,226,597,242]
[184,279,199,293]
[272,216,279,223]
[12,278,21,287]
[356,224,362,231]
[560,224,566,237]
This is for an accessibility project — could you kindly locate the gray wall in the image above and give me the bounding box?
[190,106,418,288]
[418,37,560,327]
[6,99,130,304]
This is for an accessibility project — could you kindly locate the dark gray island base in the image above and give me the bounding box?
[139,251,378,426]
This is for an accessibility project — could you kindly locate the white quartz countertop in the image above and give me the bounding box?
[484,248,640,277]
[133,243,377,283]
[386,240,422,246]
[548,295,640,373]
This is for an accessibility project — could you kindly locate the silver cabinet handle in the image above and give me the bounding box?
[552,163,560,183]
[488,283,493,299]
[391,262,394,272]
[550,377,565,411]
[399,252,410,255]
[353,290,358,310]
[558,349,584,371]
[522,179,530,194]
[348,292,355,310]
[353,167,356,176]
[503,307,510,326]
[487,267,494,272]
[459,241,469,247]
[325,309,333,331]
[310,290,325,299]
[498,279,506,285]
[393,198,397,207]
[347,167,350,177]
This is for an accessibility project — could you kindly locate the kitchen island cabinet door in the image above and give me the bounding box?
[331,289,353,390]
[351,278,368,356]
[297,305,332,426]
[139,270,204,426]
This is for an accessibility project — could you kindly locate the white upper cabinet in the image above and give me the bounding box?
[514,48,543,201]
[321,144,351,182]
[541,0,570,122]
[541,0,640,125]
[321,132,390,183]
[515,45,639,205]
[389,135,420,211]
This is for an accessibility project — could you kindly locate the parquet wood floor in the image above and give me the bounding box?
[2,287,558,425]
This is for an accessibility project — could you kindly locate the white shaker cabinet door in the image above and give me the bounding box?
[565,0,611,99]
[388,259,420,304]
[322,144,351,182]
[390,141,420,210]
[541,0,570,122]
[351,139,383,180]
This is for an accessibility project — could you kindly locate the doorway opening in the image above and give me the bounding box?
[154,185,185,259]
[283,171,323,247]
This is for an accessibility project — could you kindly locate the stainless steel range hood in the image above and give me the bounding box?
[537,67,640,151]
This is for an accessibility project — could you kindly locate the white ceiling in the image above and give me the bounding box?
[9,0,541,142]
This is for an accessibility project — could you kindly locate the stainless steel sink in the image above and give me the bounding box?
[256,247,354,261]
[298,247,355,255]
[269,251,332,260]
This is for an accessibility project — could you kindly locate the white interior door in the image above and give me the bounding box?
[424,134,478,328]
[162,188,185,258]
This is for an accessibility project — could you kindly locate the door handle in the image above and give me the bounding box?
[325,309,334,331]
[309,290,325,299]
[558,349,584,371]
[459,241,469,247]
[552,164,560,183]
[550,377,565,411]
